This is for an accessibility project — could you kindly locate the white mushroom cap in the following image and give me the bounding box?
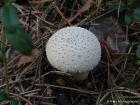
[46,26,101,80]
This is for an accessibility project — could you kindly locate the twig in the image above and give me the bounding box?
[10,93,33,105]
[35,84,99,95]
[3,56,10,96]
[1,29,10,96]
[52,2,72,26]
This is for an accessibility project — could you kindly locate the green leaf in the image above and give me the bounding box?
[133,7,140,22]
[137,59,140,65]
[0,48,5,63]
[0,91,8,102]
[125,13,132,25]
[4,0,12,4]
[4,27,33,55]
[112,1,127,11]
[10,99,19,105]
[136,43,140,59]
[1,3,19,33]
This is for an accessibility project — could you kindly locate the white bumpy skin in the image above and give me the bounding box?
[46,26,101,80]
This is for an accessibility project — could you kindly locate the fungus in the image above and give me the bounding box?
[46,26,101,80]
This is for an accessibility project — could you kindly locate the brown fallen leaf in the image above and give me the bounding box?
[18,49,40,67]
[60,0,92,26]
[89,16,129,53]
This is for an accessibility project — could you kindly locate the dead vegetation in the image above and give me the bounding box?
[0,0,140,105]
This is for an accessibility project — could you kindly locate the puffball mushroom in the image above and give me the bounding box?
[46,26,101,80]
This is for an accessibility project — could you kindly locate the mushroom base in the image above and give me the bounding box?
[68,71,89,81]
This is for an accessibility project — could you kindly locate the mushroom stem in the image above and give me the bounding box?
[69,71,89,80]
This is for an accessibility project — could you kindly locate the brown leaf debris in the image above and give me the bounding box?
[18,49,40,67]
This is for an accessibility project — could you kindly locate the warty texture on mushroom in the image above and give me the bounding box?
[46,26,101,80]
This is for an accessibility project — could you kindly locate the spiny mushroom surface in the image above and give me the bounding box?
[46,26,101,80]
